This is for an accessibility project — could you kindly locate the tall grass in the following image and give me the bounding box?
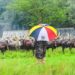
[0,48,75,75]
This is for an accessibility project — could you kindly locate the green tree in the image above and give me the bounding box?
[7,0,69,28]
[67,0,75,27]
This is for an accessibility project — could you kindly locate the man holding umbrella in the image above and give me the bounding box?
[34,37,48,63]
[30,24,58,63]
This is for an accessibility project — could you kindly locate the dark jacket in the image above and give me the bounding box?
[34,41,48,59]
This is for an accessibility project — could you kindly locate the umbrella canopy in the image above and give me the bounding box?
[30,24,58,41]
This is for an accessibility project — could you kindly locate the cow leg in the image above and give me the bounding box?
[52,47,54,52]
[1,48,5,54]
[62,47,65,54]
[32,49,35,56]
[15,46,19,50]
[52,47,55,52]
[7,45,9,50]
[69,46,72,53]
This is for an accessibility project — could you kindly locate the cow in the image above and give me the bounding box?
[0,40,7,54]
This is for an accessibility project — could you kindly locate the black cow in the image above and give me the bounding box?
[0,41,7,54]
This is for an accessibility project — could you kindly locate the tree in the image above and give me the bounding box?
[7,0,69,28]
[67,0,75,27]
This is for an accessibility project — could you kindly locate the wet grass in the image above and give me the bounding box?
[0,47,75,75]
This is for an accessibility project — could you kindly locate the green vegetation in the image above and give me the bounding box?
[1,0,75,28]
[0,48,75,75]
[7,0,71,28]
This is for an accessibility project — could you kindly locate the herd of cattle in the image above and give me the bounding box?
[0,37,75,54]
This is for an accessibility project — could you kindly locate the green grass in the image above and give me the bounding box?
[0,48,75,75]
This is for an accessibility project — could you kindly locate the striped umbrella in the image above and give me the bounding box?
[30,24,58,41]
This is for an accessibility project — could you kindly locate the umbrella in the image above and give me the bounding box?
[29,24,58,41]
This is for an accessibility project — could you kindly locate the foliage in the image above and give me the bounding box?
[67,0,75,27]
[7,0,69,28]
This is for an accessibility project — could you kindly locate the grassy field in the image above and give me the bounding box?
[0,47,75,75]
